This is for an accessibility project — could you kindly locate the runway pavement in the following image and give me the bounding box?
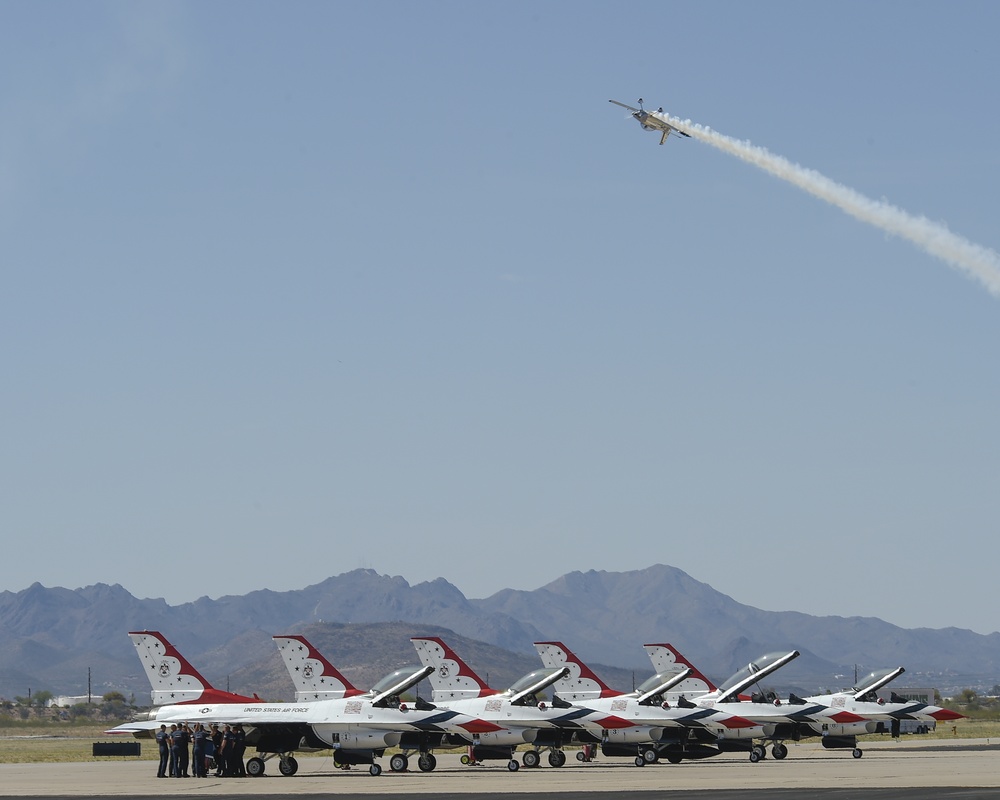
[0,738,997,797]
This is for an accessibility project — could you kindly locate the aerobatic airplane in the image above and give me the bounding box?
[797,667,963,737]
[643,644,915,760]
[609,98,691,144]
[109,632,504,777]
[411,635,647,770]
[272,633,513,772]
[534,641,763,766]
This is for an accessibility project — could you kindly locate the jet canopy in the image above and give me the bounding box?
[369,665,427,695]
[716,651,795,701]
[509,667,565,696]
[636,665,688,695]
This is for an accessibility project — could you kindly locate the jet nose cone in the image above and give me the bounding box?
[929,708,964,721]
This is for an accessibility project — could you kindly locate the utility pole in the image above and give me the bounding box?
[88,667,92,704]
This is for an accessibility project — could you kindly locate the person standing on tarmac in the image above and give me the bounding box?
[191,723,208,778]
[221,724,236,776]
[232,724,247,777]
[210,724,223,776]
[173,722,191,777]
[155,724,169,778]
[167,724,179,777]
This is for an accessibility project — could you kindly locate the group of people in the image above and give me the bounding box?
[154,721,247,778]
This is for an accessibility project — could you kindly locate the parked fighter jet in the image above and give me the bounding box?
[609,98,691,144]
[109,633,503,777]
[644,644,877,760]
[272,633,514,772]
[128,630,262,705]
[411,635,638,770]
[534,641,762,766]
[798,667,963,737]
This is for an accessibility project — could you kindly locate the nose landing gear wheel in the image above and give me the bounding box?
[852,748,863,759]
[507,759,519,771]
[369,763,382,776]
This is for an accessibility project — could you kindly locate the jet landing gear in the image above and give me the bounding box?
[520,747,567,768]
[245,752,298,777]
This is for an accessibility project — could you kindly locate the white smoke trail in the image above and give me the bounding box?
[661,113,1000,299]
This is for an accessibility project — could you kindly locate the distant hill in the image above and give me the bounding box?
[0,564,996,701]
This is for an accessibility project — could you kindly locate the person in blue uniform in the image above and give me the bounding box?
[155,724,169,778]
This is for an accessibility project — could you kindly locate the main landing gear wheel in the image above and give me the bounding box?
[548,749,566,767]
[634,755,646,767]
[507,759,520,772]
[641,747,659,764]
[389,753,408,772]
[278,756,298,776]
[417,753,437,772]
[369,763,382,776]
[852,748,863,759]
[772,743,788,760]
[522,750,541,768]
[245,757,266,777]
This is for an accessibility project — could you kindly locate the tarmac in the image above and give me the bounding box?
[0,738,997,797]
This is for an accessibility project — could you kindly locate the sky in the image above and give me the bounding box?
[2,1,998,636]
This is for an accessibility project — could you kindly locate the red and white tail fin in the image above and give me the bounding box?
[410,636,497,701]
[272,634,364,700]
[643,643,717,697]
[534,641,622,700]
[128,631,260,706]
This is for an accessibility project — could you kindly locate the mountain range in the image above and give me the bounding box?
[0,564,995,702]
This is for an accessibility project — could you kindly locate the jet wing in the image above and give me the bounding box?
[609,99,640,113]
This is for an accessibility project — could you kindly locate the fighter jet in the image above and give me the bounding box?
[801,666,963,738]
[609,98,691,144]
[644,644,883,760]
[534,641,763,766]
[411,635,639,770]
[109,632,503,777]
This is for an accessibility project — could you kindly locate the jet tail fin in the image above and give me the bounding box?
[272,634,364,700]
[533,641,622,700]
[643,643,718,697]
[410,636,497,701]
[128,631,259,706]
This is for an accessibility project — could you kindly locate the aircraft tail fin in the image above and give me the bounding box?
[410,636,497,701]
[272,634,365,700]
[534,641,622,700]
[643,643,718,696]
[128,631,259,706]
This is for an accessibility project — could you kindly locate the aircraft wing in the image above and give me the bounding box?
[609,99,640,113]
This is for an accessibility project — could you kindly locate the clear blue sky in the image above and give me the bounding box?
[3,1,998,635]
